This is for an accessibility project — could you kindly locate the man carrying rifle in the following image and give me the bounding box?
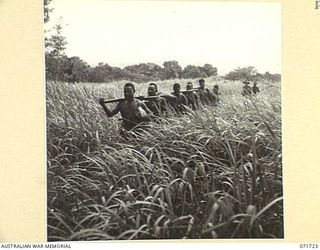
[197,79,215,106]
[99,83,155,131]
[148,83,162,96]
[169,83,188,114]
[183,82,199,110]
[145,83,167,116]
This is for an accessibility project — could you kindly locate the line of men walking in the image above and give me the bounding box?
[242,80,260,96]
[99,79,221,132]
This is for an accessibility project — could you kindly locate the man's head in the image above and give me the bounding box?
[243,80,250,85]
[253,82,258,86]
[149,83,158,91]
[148,83,157,96]
[173,83,181,94]
[199,79,205,88]
[186,82,193,90]
[214,84,219,89]
[124,82,135,99]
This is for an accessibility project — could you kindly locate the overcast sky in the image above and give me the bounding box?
[46,0,281,75]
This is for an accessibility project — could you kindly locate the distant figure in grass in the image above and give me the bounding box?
[241,81,252,96]
[184,82,199,110]
[212,84,221,103]
[145,83,167,116]
[169,83,188,114]
[99,83,155,131]
[197,78,215,106]
[252,82,260,94]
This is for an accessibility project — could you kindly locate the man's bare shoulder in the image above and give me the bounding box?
[117,99,126,107]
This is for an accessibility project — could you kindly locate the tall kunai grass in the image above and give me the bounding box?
[47,77,283,240]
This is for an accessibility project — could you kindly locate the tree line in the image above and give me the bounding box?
[46,55,218,83]
[224,66,281,82]
[44,1,280,84]
[45,24,218,83]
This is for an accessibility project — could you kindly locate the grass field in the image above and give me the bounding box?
[47,77,283,240]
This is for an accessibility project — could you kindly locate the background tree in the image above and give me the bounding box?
[182,65,202,79]
[224,66,258,81]
[89,63,113,82]
[224,66,281,82]
[122,63,162,82]
[202,64,218,77]
[44,0,53,23]
[45,20,68,81]
[162,61,182,79]
[63,57,90,83]
[264,72,281,82]
[111,66,125,81]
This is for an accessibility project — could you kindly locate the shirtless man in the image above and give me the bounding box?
[149,83,162,96]
[198,79,215,106]
[99,83,154,131]
[169,83,188,114]
[184,82,199,110]
[145,83,167,116]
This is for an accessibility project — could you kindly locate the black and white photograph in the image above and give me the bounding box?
[45,0,283,240]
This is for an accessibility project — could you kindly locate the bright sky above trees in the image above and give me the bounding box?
[46,0,281,75]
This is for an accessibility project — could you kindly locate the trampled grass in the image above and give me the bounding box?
[47,78,283,240]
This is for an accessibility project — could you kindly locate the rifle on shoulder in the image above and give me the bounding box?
[103,98,125,104]
[103,95,160,104]
[137,96,162,101]
[181,87,200,94]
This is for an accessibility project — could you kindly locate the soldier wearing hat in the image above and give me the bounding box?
[241,80,252,96]
[252,82,260,94]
